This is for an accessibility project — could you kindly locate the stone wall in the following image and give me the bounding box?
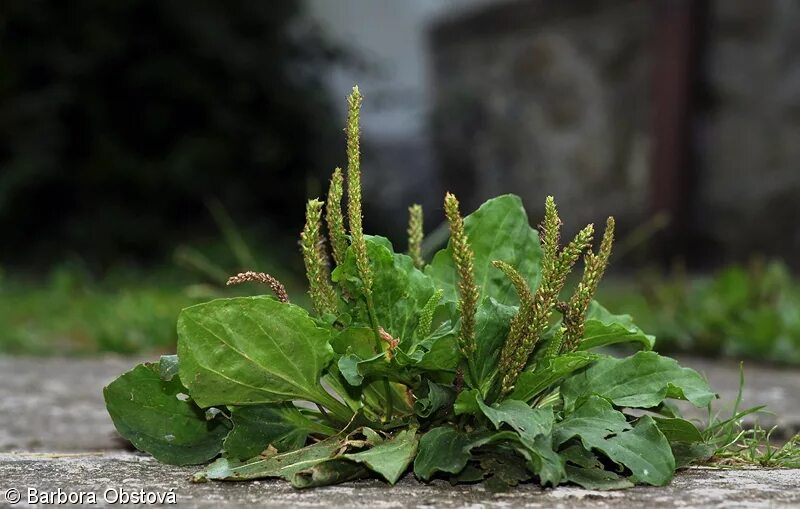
[429,0,652,236]
[701,0,800,260]
[429,0,800,263]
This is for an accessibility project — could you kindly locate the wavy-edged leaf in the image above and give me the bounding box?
[578,301,655,351]
[104,363,229,466]
[477,397,554,446]
[520,435,565,487]
[338,352,386,386]
[561,351,717,411]
[223,404,336,460]
[177,297,339,409]
[555,396,675,486]
[413,427,473,480]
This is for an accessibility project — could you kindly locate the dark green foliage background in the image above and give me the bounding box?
[0,0,340,267]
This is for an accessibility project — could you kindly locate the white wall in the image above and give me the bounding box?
[306,0,497,141]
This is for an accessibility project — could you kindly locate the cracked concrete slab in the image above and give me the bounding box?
[0,452,798,508]
[0,355,798,507]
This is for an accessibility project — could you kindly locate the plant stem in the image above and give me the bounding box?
[364,290,394,421]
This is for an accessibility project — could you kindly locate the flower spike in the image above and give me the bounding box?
[325,167,349,268]
[444,192,478,358]
[227,271,290,303]
[562,216,615,351]
[345,86,373,295]
[407,204,425,269]
[301,199,337,315]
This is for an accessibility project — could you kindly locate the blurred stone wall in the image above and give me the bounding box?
[701,0,800,260]
[429,0,800,262]
[429,0,652,235]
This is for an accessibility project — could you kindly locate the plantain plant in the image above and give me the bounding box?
[105,87,720,490]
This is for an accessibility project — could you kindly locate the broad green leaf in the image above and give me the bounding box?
[578,301,655,351]
[561,351,716,411]
[414,428,524,482]
[565,465,634,490]
[177,297,340,410]
[613,416,675,485]
[555,395,631,445]
[510,352,603,401]
[517,434,565,487]
[104,363,229,466]
[477,398,554,446]
[426,194,542,306]
[341,427,419,484]
[652,417,713,468]
[331,327,376,357]
[414,381,454,418]
[222,404,336,460]
[197,435,342,481]
[555,396,675,486]
[413,427,473,480]
[453,389,481,416]
[653,417,703,443]
[332,236,435,343]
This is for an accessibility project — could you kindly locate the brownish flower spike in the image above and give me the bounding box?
[227,271,289,303]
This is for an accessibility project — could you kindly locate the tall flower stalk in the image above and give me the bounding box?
[444,192,479,384]
[344,86,393,420]
[301,199,337,315]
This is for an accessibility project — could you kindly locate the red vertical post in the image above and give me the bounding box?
[650,0,703,260]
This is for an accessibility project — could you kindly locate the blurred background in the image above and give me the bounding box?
[1,0,798,363]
